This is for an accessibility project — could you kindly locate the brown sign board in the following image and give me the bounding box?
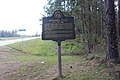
[42,10,75,41]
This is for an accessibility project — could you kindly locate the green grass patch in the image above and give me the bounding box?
[8,39,84,56]
[8,39,57,56]
[0,37,22,41]
[0,38,5,41]
[62,41,84,55]
[6,39,117,80]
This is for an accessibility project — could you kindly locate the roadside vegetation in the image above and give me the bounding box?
[0,0,119,79]
[5,39,119,80]
[0,38,4,41]
[0,37,21,41]
[0,37,33,41]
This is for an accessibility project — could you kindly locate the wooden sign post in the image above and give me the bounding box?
[42,10,75,79]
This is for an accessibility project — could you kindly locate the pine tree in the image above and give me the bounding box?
[105,0,119,61]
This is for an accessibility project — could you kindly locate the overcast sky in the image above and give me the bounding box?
[0,0,47,35]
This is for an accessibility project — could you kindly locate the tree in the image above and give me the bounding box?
[44,0,120,60]
[118,0,120,36]
[105,0,119,61]
[0,30,19,37]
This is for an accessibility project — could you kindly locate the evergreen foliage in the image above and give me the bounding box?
[44,0,120,61]
[0,30,19,37]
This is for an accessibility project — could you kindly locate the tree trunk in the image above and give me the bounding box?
[119,0,120,36]
[87,0,93,54]
[105,0,119,61]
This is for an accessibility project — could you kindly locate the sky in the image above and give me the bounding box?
[0,0,48,35]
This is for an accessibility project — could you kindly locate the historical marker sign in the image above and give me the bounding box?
[42,10,75,41]
[42,10,75,79]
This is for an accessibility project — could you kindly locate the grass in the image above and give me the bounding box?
[0,38,5,41]
[0,36,31,41]
[62,41,84,55]
[0,37,21,41]
[6,39,118,80]
[9,39,57,56]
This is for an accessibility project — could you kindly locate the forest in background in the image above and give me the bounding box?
[43,0,120,63]
[1,0,120,79]
[0,30,19,37]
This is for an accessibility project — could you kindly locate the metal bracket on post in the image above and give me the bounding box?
[57,40,62,80]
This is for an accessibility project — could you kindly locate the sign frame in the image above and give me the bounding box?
[42,10,75,41]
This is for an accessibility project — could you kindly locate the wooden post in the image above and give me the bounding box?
[57,40,62,80]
